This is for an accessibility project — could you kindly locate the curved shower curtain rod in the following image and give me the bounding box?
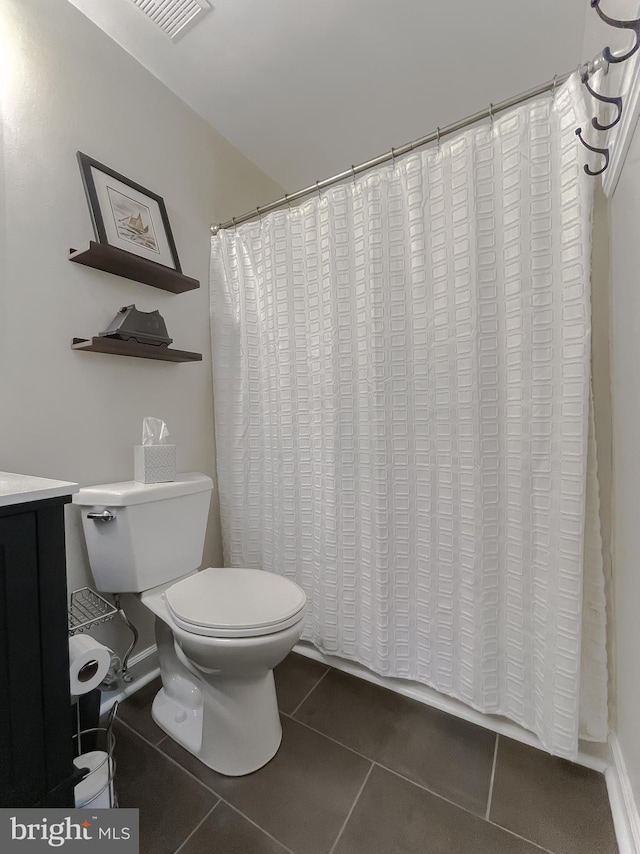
[210,53,608,235]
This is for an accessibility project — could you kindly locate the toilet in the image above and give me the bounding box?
[73,473,306,776]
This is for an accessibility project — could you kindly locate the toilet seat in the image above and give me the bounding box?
[165,567,306,638]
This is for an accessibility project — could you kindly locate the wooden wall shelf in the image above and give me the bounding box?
[71,337,202,363]
[69,242,200,293]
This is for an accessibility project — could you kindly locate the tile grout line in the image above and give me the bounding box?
[127,715,557,854]
[116,717,164,748]
[485,733,499,820]
[327,763,375,854]
[115,715,167,750]
[221,799,298,854]
[281,714,556,854]
[373,762,495,827]
[279,712,373,764]
[118,714,298,854]
[171,799,221,854]
[115,718,223,798]
[289,666,331,717]
[283,711,485,814]
[375,762,558,854]
[119,708,556,854]
[282,710,492,819]
[486,821,559,854]
[116,717,171,751]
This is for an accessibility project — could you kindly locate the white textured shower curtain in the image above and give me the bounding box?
[210,75,608,757]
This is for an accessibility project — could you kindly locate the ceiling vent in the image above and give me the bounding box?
[128,0,212,43]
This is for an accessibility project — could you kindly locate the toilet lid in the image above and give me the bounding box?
[165,567,307,638]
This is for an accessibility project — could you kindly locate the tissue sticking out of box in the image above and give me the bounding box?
[135,417,176,484]
[142,416,170,446]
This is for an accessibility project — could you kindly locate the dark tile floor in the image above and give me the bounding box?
[114,653,618,854]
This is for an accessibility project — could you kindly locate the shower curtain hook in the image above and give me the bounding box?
[436,127,441,151]
[575,127,610,175]
[582,75,623,131]
[489,103,494,125]
[351,165,357,187]
[391,146,397,168]
[232,216,238,231]
[316,180,322,198]
[552,74,559,97]
[590,0,640,65]
[284,194,291,211]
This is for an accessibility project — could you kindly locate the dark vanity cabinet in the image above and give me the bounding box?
[0,486,77,807]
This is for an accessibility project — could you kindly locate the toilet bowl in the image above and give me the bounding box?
[73,474,306,776]
[142,568,306,775]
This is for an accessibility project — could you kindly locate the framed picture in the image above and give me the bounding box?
[77,152,181,272]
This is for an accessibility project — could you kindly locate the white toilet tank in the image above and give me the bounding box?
[73,473,213,593]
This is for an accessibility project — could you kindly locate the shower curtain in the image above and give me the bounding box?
[210,75,608,758]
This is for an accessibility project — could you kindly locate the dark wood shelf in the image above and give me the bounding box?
[69,242,200,293]
[71,337,202,363]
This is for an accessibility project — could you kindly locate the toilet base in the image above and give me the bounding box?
[149,608,288,776]
[152,684,203,756]
[151,672,283,776]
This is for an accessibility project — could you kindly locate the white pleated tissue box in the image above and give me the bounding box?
[134,444,176,484]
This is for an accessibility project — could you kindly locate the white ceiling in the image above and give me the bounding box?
[68,0,589,192]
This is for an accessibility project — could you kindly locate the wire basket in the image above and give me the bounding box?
[69,587,118,636]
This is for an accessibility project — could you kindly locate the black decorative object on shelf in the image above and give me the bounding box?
[99,305,173,347]
[577,1,640,176]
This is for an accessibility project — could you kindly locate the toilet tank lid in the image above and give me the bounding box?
[73,473,213,506]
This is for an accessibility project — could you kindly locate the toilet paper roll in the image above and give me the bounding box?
[69,634,111,695]
[74,751,114,808]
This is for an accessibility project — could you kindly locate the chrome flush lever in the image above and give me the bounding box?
[86,510,116,522]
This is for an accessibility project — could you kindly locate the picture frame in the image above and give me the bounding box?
[77,152,181,272]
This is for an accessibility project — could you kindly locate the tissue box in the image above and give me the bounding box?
[134,444,176,484]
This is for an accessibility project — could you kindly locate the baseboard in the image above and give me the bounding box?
[606,734,640,854]
[99,645,160,717]
[293,641,609,773]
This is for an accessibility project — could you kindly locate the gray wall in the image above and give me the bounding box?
[0,0,282,656]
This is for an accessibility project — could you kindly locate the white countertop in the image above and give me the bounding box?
[0,472,79,507]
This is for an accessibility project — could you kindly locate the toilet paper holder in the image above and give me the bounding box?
[73,701,119,809]
[68,587,139,686]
